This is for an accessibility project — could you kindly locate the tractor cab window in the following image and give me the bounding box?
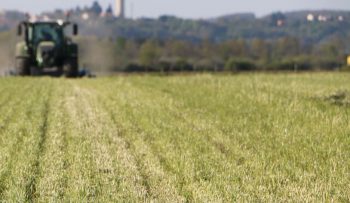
[31,24,63,45]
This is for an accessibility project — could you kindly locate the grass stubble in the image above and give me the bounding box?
[0,73,349,202]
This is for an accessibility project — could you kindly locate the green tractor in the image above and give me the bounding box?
[15,18,79,77]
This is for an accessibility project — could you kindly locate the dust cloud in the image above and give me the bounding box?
[0,30,16,76]
[77,37,118,75]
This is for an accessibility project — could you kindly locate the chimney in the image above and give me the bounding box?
[115,0,125,18]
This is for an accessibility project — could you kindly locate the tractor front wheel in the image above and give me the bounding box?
[15,57,30,76]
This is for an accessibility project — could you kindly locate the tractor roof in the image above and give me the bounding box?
[21,20,71,27]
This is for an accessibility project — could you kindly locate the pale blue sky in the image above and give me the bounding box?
[1,0,350,19]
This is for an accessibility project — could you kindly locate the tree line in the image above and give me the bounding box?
[79,36,349,73]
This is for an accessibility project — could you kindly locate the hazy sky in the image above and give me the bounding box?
[1,0,350,19]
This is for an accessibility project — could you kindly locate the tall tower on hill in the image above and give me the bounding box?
[115,0,125,18]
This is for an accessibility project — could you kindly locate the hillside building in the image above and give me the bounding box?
[307,14,314,22]
[318,15,328,22]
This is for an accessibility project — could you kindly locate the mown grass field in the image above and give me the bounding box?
[0,73,349,202]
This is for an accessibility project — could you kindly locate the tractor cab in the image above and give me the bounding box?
[30,23,64,45]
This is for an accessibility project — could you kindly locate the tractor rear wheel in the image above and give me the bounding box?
[64,59,78,78]
[15,57,30,76]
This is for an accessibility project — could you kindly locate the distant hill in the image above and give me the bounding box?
[0,5,349,46]
[1,6,349,73]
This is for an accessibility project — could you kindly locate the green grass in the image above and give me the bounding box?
[0,73,349,202]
